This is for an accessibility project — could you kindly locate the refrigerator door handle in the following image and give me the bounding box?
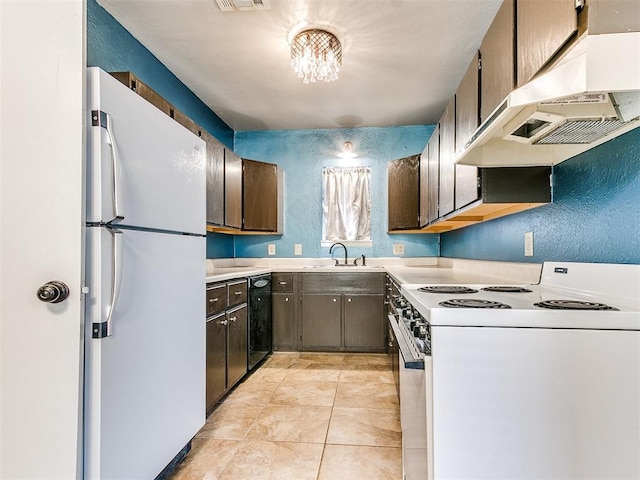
[92,226,123,339]
[93,110,124,224]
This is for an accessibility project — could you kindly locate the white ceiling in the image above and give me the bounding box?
[97,0,503,131]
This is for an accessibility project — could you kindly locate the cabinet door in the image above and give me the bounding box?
[243,159,278,231]
[206,312,226,411]
[301,294,342,350]
[224,149,242,229]
[455,51,480,210]
[480,0,515,123]
[344,294,385,351]
[439,98,456,217]
[427,125,440,224]
[273,293,296,351]
[203,132,225,225]
[388,155,420,230]
[517,0,577,86]
[419,149,429,228]
[226,305,248,389]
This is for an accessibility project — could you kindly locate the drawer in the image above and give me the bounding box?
[272,272,294,292]
[206,284,228,317]
[228,279,248,307]
[301,272,385,294]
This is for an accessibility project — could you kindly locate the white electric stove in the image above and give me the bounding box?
[395,262,640,480]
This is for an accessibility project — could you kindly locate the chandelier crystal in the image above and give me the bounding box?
[290,29,342,84]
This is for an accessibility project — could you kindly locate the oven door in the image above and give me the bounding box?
[389,315,431,480]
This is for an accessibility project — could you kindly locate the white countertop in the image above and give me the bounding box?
[206,258,542,285]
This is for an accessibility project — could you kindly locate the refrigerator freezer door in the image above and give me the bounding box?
[84,227,205,479]
[86,67,205,234]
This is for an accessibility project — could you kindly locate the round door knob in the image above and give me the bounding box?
[36,281,69,304]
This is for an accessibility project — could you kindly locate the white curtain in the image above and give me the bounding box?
[322,167,371,241]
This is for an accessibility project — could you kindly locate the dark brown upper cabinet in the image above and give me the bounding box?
[419,147,429,228]
[243,159,278,232]
[221,154,280,233]
[455,51,481,210]
[426,125,440,226]
[203,131,225,226]
[388,155,420,231]
[516,0,577,86]
[224,149,243,230]
[480,0,515,123]
[438,97,456,218]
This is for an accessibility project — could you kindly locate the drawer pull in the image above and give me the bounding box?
[279,281,288,285]
[209,298,218,303]
[234,291,242,296]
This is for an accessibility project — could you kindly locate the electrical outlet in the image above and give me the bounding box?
[524,232,534,257]
[294,244,302,255]
[393,242,405,255]
[267,244,276,256]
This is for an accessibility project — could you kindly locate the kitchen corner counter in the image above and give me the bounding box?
[205,258,542,286]
[206,267,271,283]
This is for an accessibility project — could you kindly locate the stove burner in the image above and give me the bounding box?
[534,300,619,311]
[482,286,533,293]
[419,286,479,294]
[439,298,512,309]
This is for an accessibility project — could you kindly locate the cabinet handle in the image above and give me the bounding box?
[347,298,352,303]
[285,297,289,302]
[218,319,228,326]
[234,291,242,296]
[333,298,337,303]
[229,316,237,322]
[388,341,393,347]
[209,298,218,303]
[279,281,288,285]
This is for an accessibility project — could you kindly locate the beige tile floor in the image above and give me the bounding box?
[169,352,402,480]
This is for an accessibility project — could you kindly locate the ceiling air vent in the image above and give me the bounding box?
[215,0,270,11]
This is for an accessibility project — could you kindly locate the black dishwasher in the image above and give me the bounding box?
[248,274,272,370]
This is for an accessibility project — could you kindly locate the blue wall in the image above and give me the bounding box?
[88,0,237,257]
[87,0,233,149]
[86,0,639,264]
[441,128,640,264]
[233,126,439,258]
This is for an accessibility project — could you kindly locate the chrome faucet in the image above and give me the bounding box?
[329,242,348,265]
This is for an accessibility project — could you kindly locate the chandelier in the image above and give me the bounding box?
[290,29,342,84]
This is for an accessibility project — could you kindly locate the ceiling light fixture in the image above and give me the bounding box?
[290,29,342,84]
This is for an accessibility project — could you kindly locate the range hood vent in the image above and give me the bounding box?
[534,118,626,145]
[215,0,270,12]
[456,32,640,167]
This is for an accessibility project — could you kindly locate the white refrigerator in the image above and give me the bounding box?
[84,67,206,479]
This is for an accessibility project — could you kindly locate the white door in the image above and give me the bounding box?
[0,1,85,478]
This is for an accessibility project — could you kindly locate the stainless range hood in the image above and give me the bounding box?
[456,32,640,167]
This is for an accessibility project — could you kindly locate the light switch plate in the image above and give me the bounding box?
[294,244,302,255]
[393,242,405,255]
[524,232,534,257]
[268,244,276,255]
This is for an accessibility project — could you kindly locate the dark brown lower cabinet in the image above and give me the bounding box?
[206,312,226,410]
[205,280,248,413]
[301,294,342,350]
[226,304,248,389]
[299,273,385,352]
[344,294,385,351]
[272,293,296,351]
